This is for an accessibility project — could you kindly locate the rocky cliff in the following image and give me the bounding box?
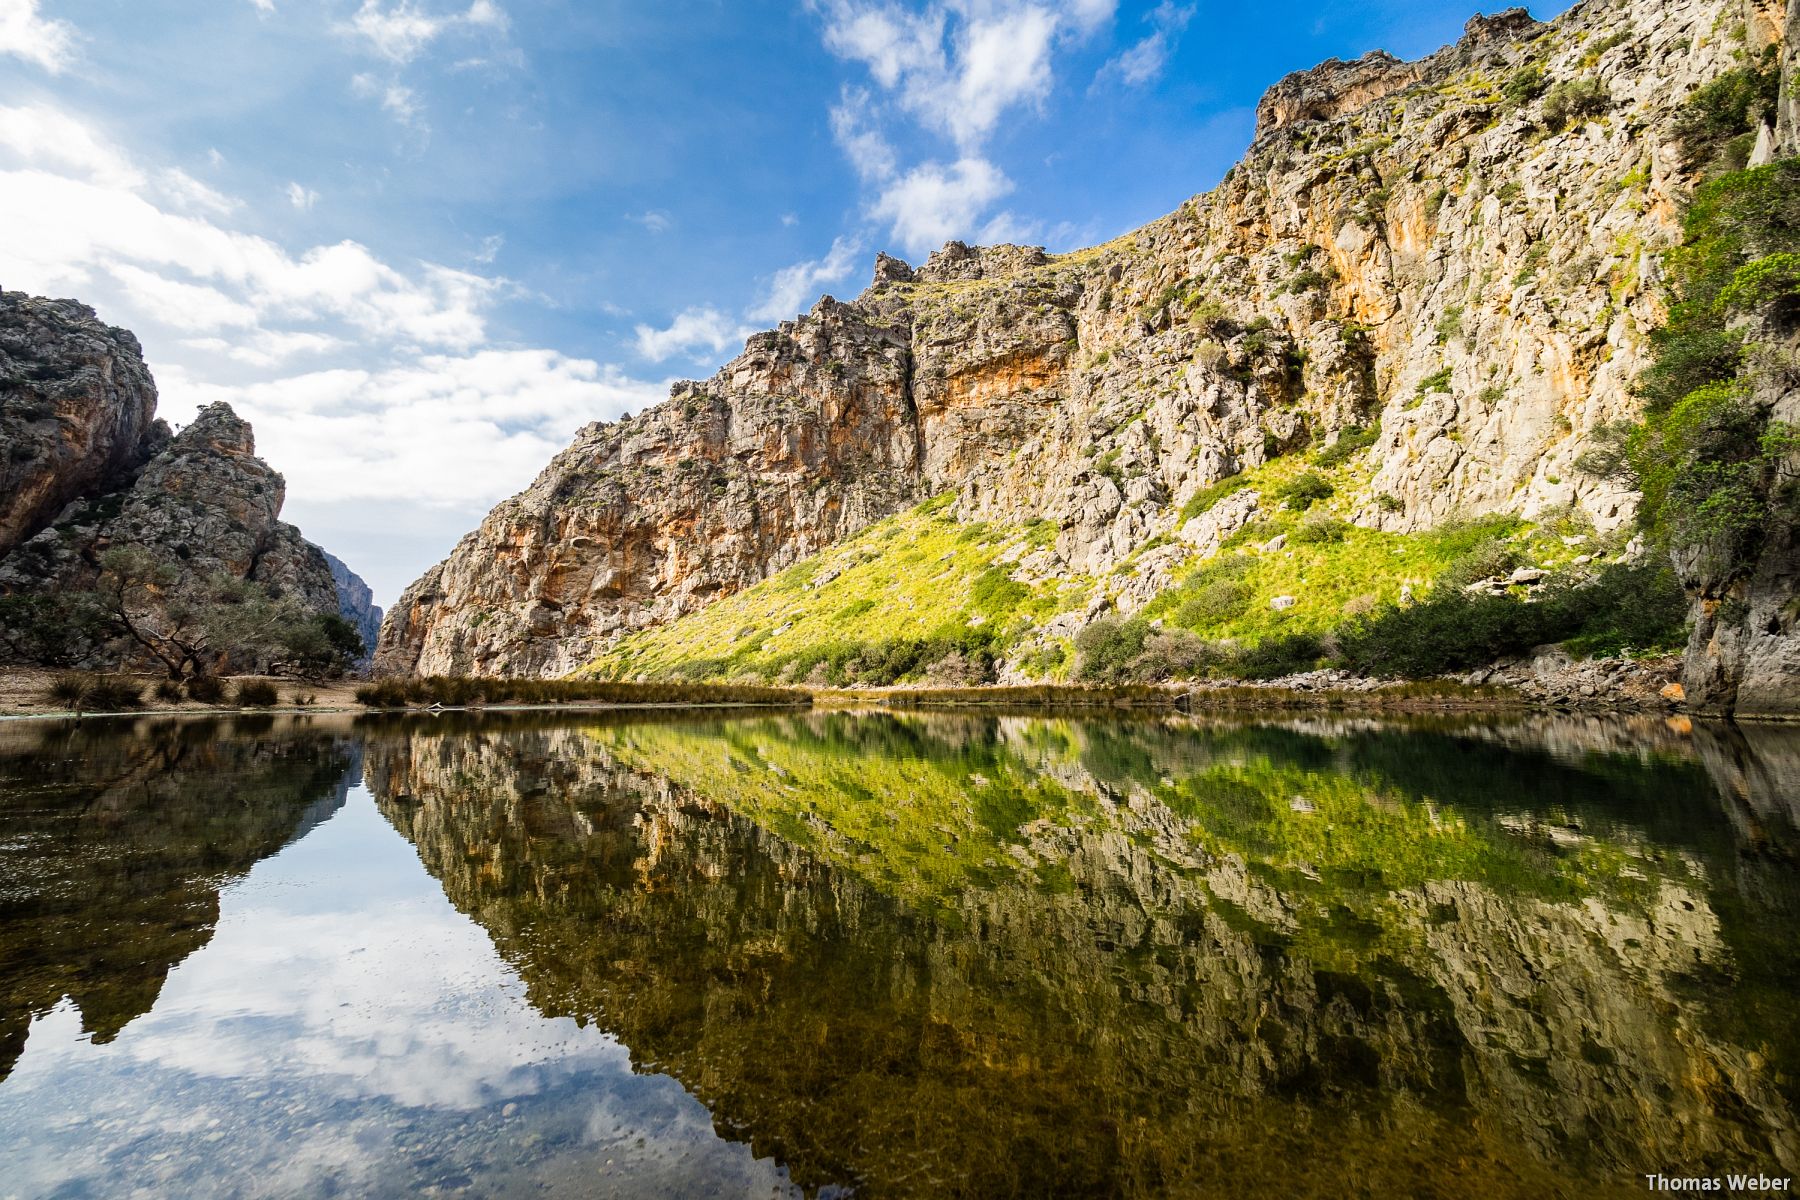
[0,293,164,556]
[379,0,1798,706]
[0,290,362,671]
[0,401,339,613]
[1675,16,1800,718]
[323,550,382,666]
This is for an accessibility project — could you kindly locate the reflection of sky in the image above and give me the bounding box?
[0,787,801,1199]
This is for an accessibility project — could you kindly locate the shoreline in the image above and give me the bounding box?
[2,666,1774,723]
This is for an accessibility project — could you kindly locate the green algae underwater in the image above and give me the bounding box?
[0,708,1796,1197]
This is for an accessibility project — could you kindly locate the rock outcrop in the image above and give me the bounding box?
[0,290,365,670]
[1,402,339,615]
[0,293,164,557]
[379,0,1795,690]
[323,551,382,666]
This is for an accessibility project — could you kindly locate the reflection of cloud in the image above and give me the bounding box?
[0,790,798,1198]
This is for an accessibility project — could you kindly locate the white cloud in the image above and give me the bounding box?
[1096,2,1193,87]
[161,351,666,506]
[287,181,319,210]
[820,3,943,90]
[0,103,501,352]
[632,307,751,364]
[250,0,275,12]
[352,73,425,128]
[627,210,673,234]
[472,233,503,264]
[110,265,260,333]
[870,157,1012,254]
[815,1,1110,250]
[159,168,241,217]
[749,236,862,322]
[340,0,507,64]
[0,103,139,187]
[182,330,348,369]
[0,0,76,73]
[818,1,1058,152]
[830,88,898,182]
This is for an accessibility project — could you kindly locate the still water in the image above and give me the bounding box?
[0,709,1796,1198]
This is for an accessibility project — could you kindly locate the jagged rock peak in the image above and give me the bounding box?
[176,401,258,457]
[1462,8,1540,47]
[1252,7,1542,143]
[916,241,1050,283]
[871,252,915,286]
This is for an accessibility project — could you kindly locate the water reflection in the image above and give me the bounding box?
[0,710,1796,1197]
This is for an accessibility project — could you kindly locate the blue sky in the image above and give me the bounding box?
[0,0,1572,605]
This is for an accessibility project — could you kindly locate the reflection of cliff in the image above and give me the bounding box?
[366,713,1800,1197]
[0,718,358,1080]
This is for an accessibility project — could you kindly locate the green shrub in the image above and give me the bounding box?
[43,673,143,710]
[1275,472,1335,512]
[1503,64,1545,107]
[1291,512,1348,545]
[1417,367,1453,397]
[1672,60,1780,176]
[234,679,280,707]
[970,566,1029,617]
[1314,423,1380,468]
[355,676,812,707]
[45,673,90,711]
[1541,78,1609,132]
[1336,561,1686,676]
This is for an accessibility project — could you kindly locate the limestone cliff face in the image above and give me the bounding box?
[0,293,164,557]
[380,0,1782,679]
[379,301,921,676]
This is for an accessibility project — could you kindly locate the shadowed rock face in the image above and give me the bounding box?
[362,710,1800,1197]
[324,550,383,666]
[0,718,358,1082]
[0,293,164,557]
[377,0,1784,682]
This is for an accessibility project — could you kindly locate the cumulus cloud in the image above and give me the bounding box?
[830,88,899,183]
[1096,1,1194,88]
[161,352,666,506]
[0,0,76,72]
[749,236,862,322]
[632,307,752,364]
[870,157,1012,254]
[0,98,673,580]
[287,181,319,210]
[814,0,1111,251]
